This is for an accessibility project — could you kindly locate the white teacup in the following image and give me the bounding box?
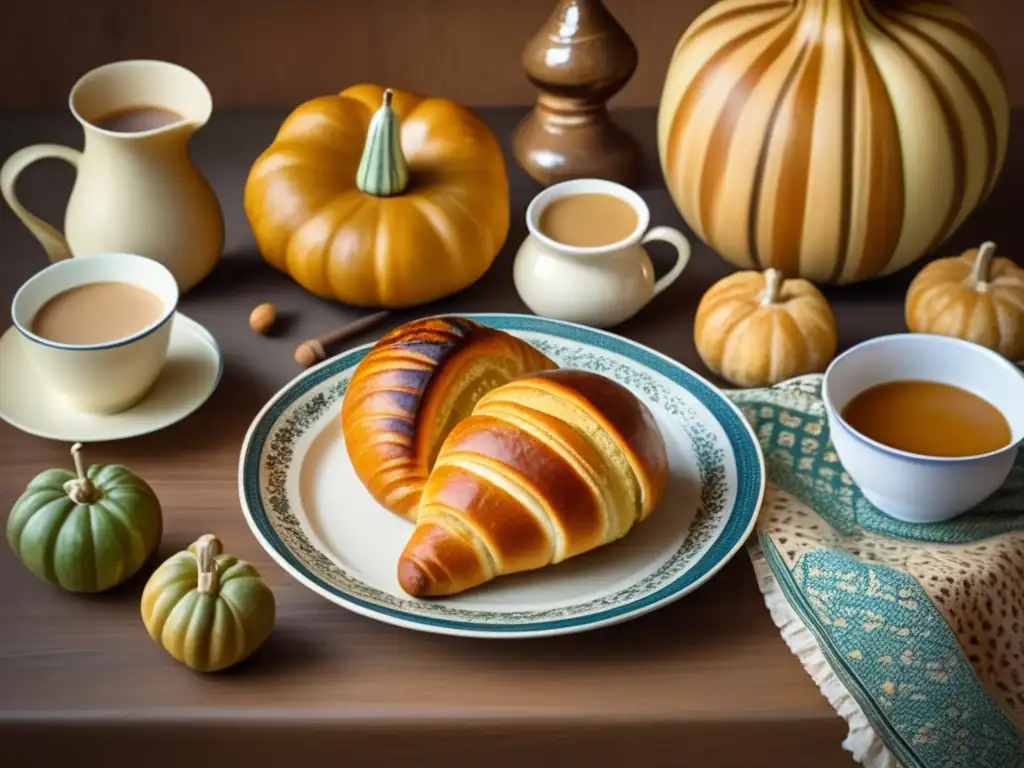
[513,178,691,329]
[11,253,179,414]
[822,334,1024,523]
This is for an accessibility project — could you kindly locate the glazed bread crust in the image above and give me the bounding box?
[399,369,669,596]
[341,317,556,520]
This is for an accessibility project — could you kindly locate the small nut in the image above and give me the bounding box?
[249,302,277,335]
[294,342,320,368]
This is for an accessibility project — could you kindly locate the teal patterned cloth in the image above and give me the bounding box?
[726,374,1024,768]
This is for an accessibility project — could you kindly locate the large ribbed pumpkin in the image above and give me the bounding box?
[657,0,1010,284]
[245,85,509,308]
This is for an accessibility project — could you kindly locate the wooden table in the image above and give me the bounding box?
[2,107,1021,767]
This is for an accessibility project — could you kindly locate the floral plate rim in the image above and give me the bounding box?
[237,313,765,638]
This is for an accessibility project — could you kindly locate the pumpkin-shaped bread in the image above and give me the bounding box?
[341,316,557,520]
[141,534,276,673]
[694,268,837,387]
[906,241,1024,360]
[7,443,162,593]
[398,369,669,597]
[244,85,510,309]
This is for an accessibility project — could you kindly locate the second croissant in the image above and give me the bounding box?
[341,315,670,598]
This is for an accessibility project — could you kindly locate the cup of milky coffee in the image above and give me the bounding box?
[513,178,691,329]
[822,334,1024,524]
[11,252,179,414]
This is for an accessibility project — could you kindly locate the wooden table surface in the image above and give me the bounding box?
[1,107,1021,767]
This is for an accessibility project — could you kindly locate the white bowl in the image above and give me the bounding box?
[821,334,1024,524]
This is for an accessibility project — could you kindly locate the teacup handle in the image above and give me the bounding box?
[642,226,692,298]
[1,144,82,263]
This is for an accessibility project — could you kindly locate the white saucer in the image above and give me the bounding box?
[0,312,222,442]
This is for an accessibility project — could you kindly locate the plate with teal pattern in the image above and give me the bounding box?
[238,313,764,638]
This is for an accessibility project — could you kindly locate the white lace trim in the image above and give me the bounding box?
[748,541,899,768]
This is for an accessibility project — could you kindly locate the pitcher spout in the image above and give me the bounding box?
[69,59,212,138]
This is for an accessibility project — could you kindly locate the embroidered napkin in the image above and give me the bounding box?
[726,373,1024,768]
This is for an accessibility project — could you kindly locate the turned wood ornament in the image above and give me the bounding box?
[658,0,1009,285]
[513,0,643,187]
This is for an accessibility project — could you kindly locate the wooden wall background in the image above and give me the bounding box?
[1,0,1021,110]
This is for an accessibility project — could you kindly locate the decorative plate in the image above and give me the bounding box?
[238,313,764,638]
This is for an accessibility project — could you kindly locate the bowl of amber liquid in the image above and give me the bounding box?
[821,334,1024,523]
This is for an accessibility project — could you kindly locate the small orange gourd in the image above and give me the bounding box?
[905,242,1024,361]
[695,268,837,388]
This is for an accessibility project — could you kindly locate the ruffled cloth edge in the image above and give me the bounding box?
[747,539,899,768]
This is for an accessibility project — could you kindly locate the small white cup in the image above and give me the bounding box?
[821,334,1024,523]
[11,252,179,414]
[513,178,691,329]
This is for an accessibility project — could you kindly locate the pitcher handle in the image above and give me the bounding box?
[643,226,692,298]
[1,144,81,263]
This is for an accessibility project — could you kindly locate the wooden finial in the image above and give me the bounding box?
[512,0,642,186]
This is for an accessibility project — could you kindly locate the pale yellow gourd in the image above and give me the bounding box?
[141,534,275,673]
[694,268,837,388]
[905,241,1024,360]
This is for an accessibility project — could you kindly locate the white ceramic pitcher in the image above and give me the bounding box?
[513,178,691,329]
[0,60,224,293]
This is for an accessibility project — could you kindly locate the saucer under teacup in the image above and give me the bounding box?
[0,312,221,442]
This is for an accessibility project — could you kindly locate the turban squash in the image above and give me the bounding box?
[244,85,509,308]
[657,0,1009,284]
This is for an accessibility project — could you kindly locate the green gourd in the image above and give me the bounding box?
[7,443,162,593]
[141,534,276,672]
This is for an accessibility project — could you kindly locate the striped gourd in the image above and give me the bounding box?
[356,88,410,196]
[657,0,1010,285]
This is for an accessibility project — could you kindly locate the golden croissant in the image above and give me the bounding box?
[398,369,669,597]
